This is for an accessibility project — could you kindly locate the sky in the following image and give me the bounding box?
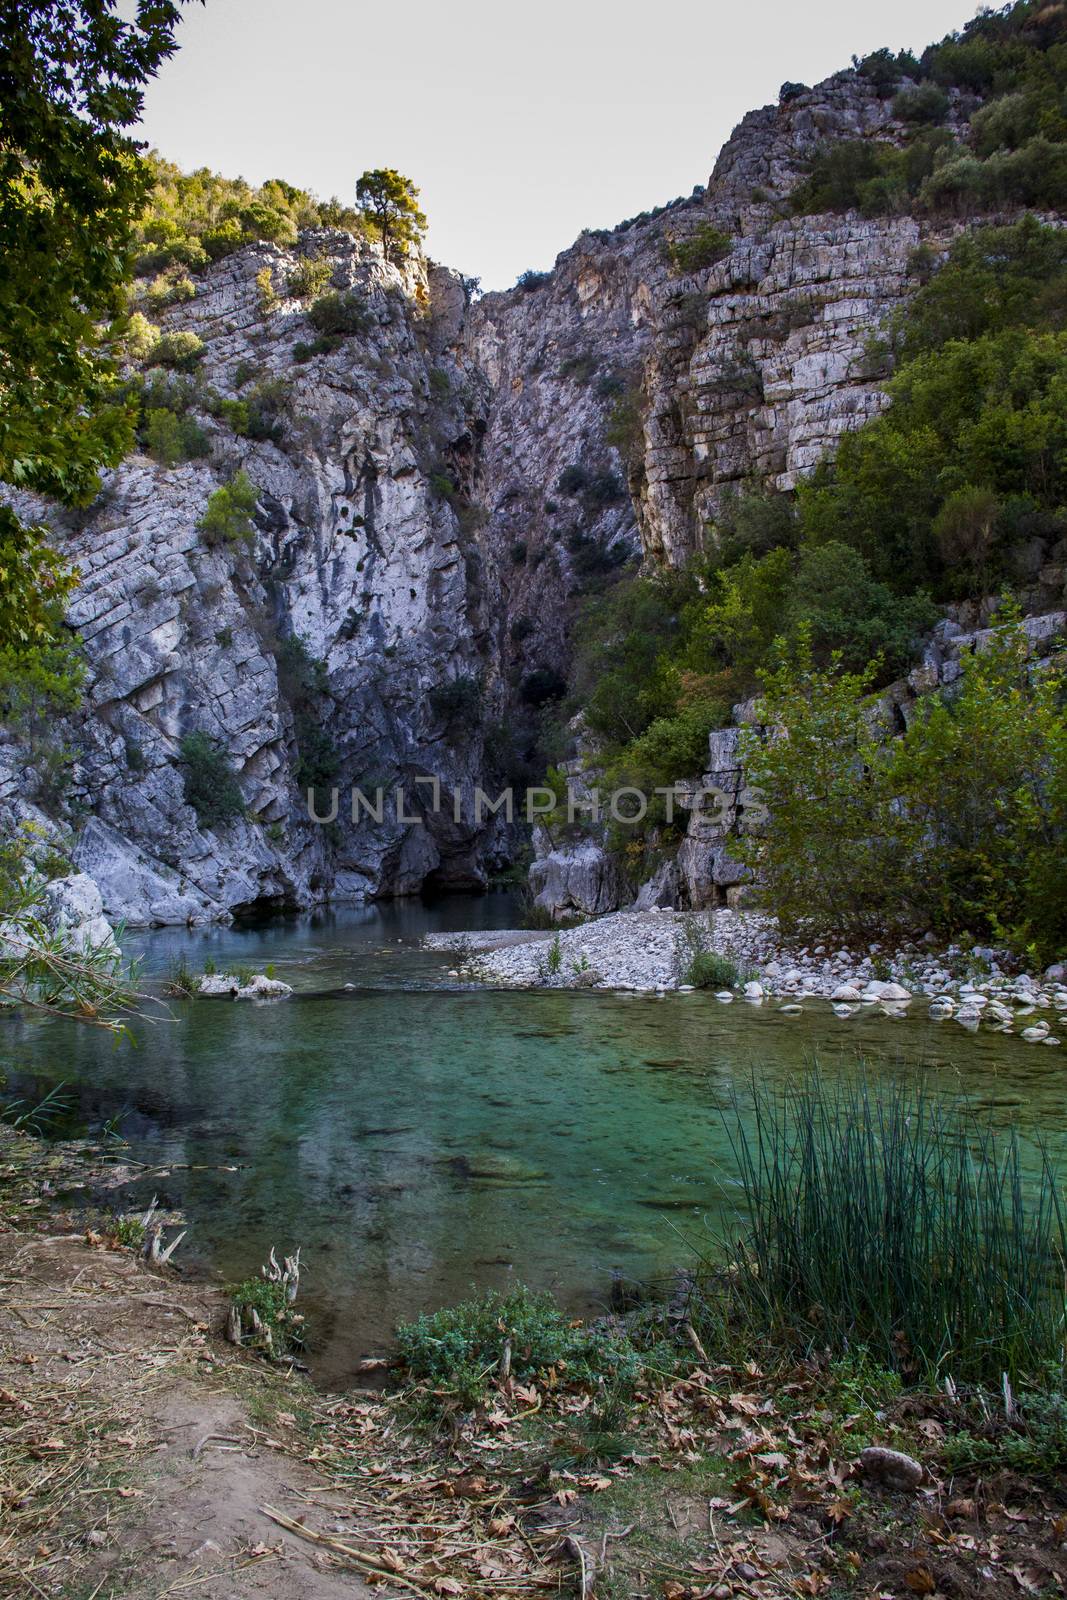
[131,0,981,290]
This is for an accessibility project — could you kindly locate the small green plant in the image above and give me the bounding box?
[178,731,244,828]
[428,675,481,727]
[666,222,732,274]
[428,366,450,398]
[228,1273,304,1357]
[546,934,562,976]
[111,1215,146,1248]
[686,950,741,989]
[675,915,739,988]
[151,329,205,371]
[197,470,259,547]
[286,256,332,298]
[255,265,276,314]
[164,954,198,997]
[144,405,210,466]
[0,1079,72,1135]
[307,289,371,338]
[395,1287,642,1407]
[942,1390,1067,1479]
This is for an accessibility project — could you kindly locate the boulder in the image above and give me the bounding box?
[41,874,116,953]
[234,974,293,1000]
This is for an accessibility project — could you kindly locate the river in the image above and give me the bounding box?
[4,894,1065,1384]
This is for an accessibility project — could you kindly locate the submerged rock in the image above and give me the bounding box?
[444,1153,547,1185]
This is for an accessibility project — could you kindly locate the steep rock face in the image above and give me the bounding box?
[469,70,952,577]
[0,65,1013,924]
[2,233,508,923]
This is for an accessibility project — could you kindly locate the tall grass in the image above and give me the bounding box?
[715,1074,1066,1385]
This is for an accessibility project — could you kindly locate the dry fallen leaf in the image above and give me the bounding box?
[904,1566,937,1594]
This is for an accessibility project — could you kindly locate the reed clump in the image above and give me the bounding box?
[715,1074,1066,1386]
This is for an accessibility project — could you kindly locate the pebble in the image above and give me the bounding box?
[422,909,1065,1048]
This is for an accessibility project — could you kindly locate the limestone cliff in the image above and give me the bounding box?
[2,233,506,922]
[4,62,1056,925]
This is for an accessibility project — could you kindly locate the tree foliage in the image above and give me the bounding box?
[0,1,190,704]
[740,618,1067,958]
[197,471,259,547]
[794,1,1067,219]
[355,168,427,262]
[133,153,367,276]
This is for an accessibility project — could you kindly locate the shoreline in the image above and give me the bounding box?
[425,907,1067,1042]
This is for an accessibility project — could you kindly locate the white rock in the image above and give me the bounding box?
[831,984,864,1002]
[234,974,293,1000]
[199,974,239,997]
[1022,1024,1050,1042]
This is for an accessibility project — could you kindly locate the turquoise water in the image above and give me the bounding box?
[4,895,1066,1384]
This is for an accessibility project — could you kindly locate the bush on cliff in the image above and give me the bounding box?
[739,617,1067,957]
[134,156,367,276]
[197,471,259,547]
[178,731,245,829]
[794,1,1067,220]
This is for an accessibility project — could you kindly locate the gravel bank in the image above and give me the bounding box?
[424,909,1067,1043]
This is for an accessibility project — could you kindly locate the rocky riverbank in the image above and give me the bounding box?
[425,907,1067,1044]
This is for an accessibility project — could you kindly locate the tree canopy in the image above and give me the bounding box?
[0,0,190,689]
[355,168,427,262]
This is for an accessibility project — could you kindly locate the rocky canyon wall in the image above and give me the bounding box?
[5,63,1046,925]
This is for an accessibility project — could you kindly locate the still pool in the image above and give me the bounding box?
[4,896,1066,1384]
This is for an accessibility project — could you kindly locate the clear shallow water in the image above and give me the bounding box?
[4,894,1067,1385]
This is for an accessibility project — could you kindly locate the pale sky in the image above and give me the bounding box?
[132,0,979,289]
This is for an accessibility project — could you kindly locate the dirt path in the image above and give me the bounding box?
[0,1228,378,1600]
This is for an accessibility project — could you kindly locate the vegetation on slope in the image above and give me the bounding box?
[793,0,1067,217]
[559,212,1067,953]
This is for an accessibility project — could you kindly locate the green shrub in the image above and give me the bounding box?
[396,1287,642,1406]
[197,470,259,547]
[942,1391,1067,1479]
[228,1275,304,1356]
[125,311,160,361]
[143,406,210,466]
[275,634,338,792]
[255,265,276,314]
[286,257,332,298]
[891,84,950,124]
[666,222,732,274]
[428,675,481,725]
[307,290,372,338]
[855,46,912,94]
[151,329,205,371]
[801,325,1067,595]
[219,377,287,444]
[557,464,589,495]
[428,366,451,397]
[178,730,244,828]
[740,617,1067,957]
[685,947,740,988]
[719,1074,1067,1385]
[558,352,598,382]
[144,272,196,311]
